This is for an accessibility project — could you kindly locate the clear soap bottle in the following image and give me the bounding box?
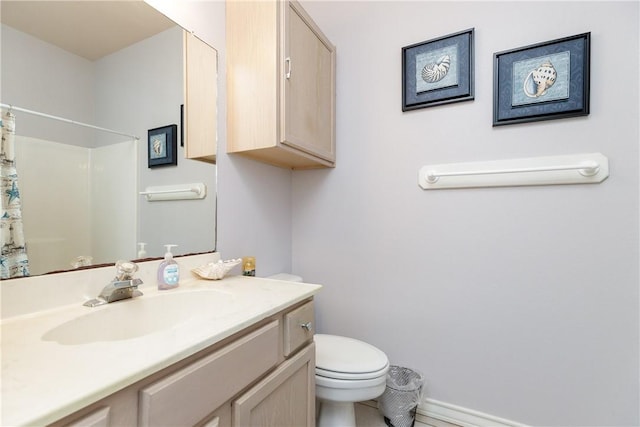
[157,244,179,290]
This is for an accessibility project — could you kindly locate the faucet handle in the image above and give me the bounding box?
[115,260,139,281]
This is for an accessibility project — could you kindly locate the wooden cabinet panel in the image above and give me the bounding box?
[284,300,314,357]
[184,31,218,163]
[233,343,315,427]
[282,1,335,162]
[226,0,278,154]
[62,407,110,427]
[51,386,139,427]
[196,403,231,427]
[139,321,279,427]
[227,0,335,169]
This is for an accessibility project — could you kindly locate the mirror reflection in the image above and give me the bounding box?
[0,1,217,278]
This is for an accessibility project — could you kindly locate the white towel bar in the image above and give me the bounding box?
[139,183,206,201]
[419,153,608,189]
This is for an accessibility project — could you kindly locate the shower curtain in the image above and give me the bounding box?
[0,111,29,278]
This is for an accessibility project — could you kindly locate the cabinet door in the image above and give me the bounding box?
[197,403,231,427]
[184,30,218,163]
[281,0,335,163]
[233,344,315,427]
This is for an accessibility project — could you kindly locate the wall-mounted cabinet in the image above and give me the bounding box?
[184,31,218,163]
[226,0,336,170]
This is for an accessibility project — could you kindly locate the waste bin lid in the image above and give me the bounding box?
[315,334,389,376]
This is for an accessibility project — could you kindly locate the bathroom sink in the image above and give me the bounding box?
[42,290,236,345]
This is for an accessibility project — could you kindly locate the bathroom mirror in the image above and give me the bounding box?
[0,1,217,277]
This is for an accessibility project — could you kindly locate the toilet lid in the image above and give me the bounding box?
[314,334,389,379]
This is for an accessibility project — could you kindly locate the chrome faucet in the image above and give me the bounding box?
[83,261,143,307]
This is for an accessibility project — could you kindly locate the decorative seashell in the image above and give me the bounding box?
[421,55,451,83]
[192,258,242,280]
[524,61,557,98]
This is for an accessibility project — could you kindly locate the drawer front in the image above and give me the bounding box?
[284,301,314,357]
[63,407,110,427]
[139,320,280,427]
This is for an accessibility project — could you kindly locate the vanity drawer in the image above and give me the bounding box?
[139,320,279,427]
[63,407,110,427]
[284,301,315,357]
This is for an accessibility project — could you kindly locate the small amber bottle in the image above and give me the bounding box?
[242,256,256,276]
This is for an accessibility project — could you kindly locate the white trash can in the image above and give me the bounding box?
[378,365,424,427]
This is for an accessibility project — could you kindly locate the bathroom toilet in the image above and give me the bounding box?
[314,334,389,427]
[267,273,390,427]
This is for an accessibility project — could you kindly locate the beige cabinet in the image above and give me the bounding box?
[233,344,315,427]
[184,31,218,163]
[226,0,336,170]
[50,300,315,427]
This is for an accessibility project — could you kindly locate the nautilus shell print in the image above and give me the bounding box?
[421,55,451,83]
[152,138,163,155]
[523,61,557,98]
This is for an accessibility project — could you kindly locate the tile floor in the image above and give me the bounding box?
[354,403,388,427]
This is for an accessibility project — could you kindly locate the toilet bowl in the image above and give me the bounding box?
[315,334,389,427]
[267,274,390,427]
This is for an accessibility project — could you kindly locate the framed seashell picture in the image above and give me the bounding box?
[402,28,474,111]
[148,124,178,168]
[493,32,590,126]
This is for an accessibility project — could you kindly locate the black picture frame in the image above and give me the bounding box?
[148,124,178,168]
[402,28,474,111]
[180,104,184,147]
[493,32,590,126]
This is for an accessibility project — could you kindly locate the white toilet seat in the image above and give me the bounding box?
[315,364,389,380]
[314,334,389,377]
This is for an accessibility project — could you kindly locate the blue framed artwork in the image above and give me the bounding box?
[402,28,474,111]
[493,32,590,126]
[148,124,178,168]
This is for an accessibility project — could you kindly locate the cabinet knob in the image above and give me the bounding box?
[300,321,312,331]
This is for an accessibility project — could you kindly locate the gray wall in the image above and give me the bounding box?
[1,24,95,146]
[294,1,639,425]
[158,1,639,425]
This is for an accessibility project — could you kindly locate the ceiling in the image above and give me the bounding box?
[1,1,175,61]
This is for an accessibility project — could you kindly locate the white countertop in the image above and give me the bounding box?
[1,273,321,426]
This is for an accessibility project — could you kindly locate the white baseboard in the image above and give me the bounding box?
[417,399,528,427]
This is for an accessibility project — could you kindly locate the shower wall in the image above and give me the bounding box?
[14,136,135,275]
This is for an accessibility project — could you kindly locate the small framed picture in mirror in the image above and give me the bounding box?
[148,124,178,168]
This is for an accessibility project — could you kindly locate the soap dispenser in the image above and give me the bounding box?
[137,242,147,259]
[157,244,179,290]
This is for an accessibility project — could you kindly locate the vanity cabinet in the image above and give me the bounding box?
[50,299,316,427]
[184,30,218,163]
[226,0,336,170]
